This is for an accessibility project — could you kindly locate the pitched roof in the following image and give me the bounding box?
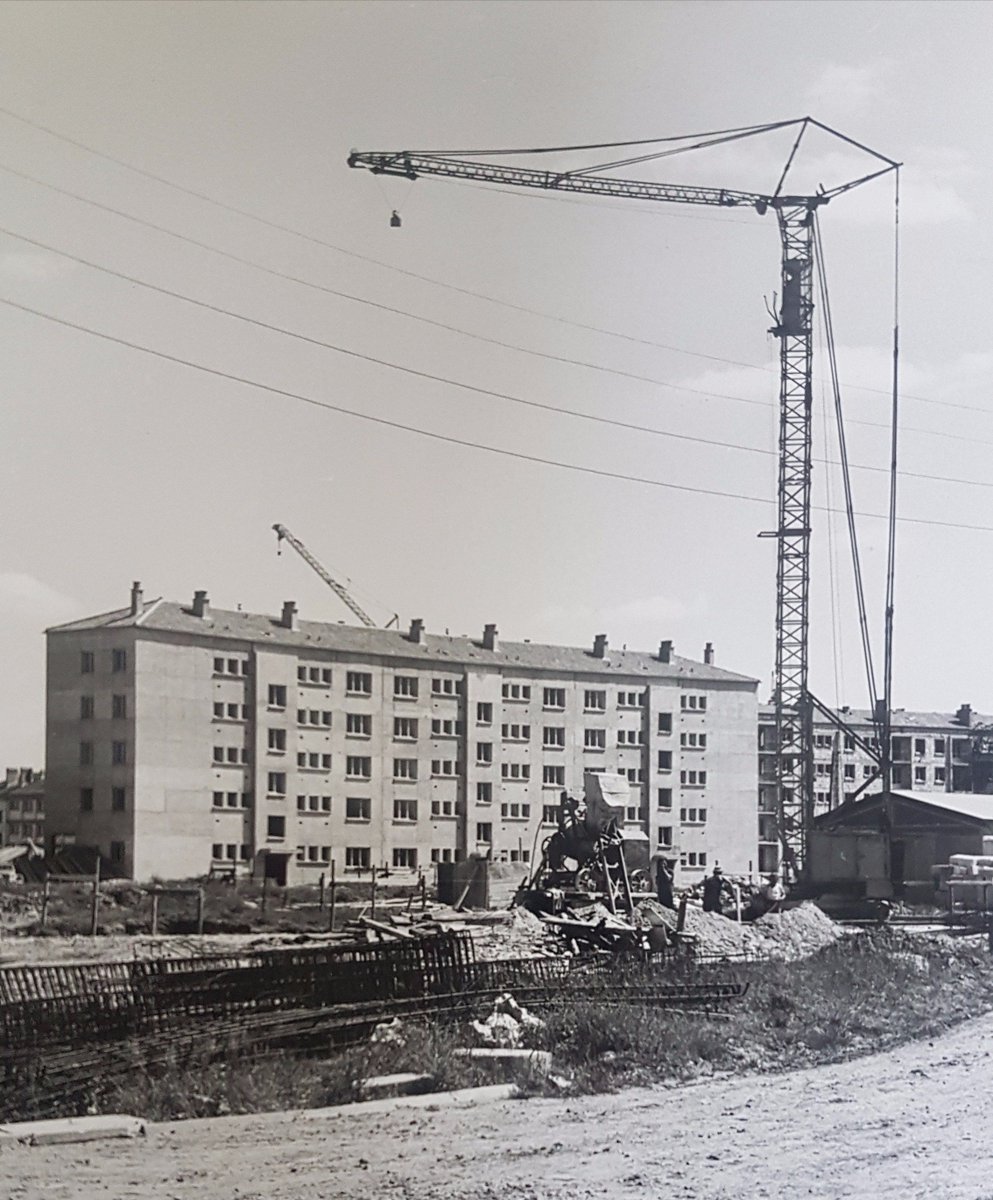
[759,704,993,730]
[48,600,757,686]
[815,789,993,828]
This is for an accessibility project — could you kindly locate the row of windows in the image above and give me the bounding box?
[681,806,707,824]
[213,791,252,809]
[80,741,127,766]
[80,694,128,720]
[79,787,127,812]
[80,649,127,674]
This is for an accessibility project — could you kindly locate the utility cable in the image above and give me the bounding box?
[6,293,993,535]
[882,169,902,800]
[5,223,993,496]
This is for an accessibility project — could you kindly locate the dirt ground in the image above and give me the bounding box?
[6,1011,993,1200]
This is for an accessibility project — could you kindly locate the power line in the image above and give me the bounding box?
[7,223,993,495]
[6,293,993,535]
[0,106,985,418]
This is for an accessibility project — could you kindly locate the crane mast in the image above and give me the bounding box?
[348,129,895,876]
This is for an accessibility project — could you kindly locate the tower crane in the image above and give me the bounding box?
[348,118,899,877]
[273,523,398,629]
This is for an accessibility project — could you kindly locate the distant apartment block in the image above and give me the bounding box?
[45,583,760,885]
[757,702,992,873]
[0,767,45,846]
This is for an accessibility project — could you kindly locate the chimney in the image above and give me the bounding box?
[281,600,298,631]
[957,702,973,728]
[5,768,19,788]
[130,581,143,616]
[704,642,714,665]
[192,590,210,619]
[658,639,673,664]
[482,623,499,651]
[592,633,608,659]
[408,618,425,644]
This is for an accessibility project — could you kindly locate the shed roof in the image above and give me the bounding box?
[815,789,993,829]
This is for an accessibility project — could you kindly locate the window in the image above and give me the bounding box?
[112,787,126,812]
[501,682,531,702]
[298,664,332,686]
[267,772,286,796]
[501,802,531,820]
[81,651,94,674]
[914,738,926,757]
[347,713,372,737]
[80,695,94,720]
[543,727,565,749]
[935,738,946,756]
[658,713,673,735]
[432,677,463,697]
[298,751,332,770]
[680,769,707,786]
[584,690,606,712]
[658,826,674,848]
[477,781,493,803]
[543,764,565,787]
[584,728,606,751]
[680,732,707,749]
[297,794,331,813]
[680,807,707,825]
[346,671,373,696]
[431,848,455,864]
[109,841,125,863]
[476,702,493,725]
[112,648,127,673]
[501,723,530,741]
[680,694,706,711]
[212,842,224,860]
[543,804,560,825]
[394,675,419,699]
[346,847,370,870]
[657,787,673,810]
[618,690,644,708]
[658,750,673,771]
[111,740,128,765]
[476,822,492,843]
[431,799,456,817]
[393,798,418,822]
[843,734,856,752]
[394,716,418,740]
[935,766,946,784]
[393,758,418,781]
[346,796,371,821]
[501,762,530,781]
[298,709,332,727]
[393,847,418,869]
[543,688,566,710]
[266,815,286,840]
[618,730,643,747]
[268,728,286,753]
[80,741,93,766]
[476,742,493,765]
[343,756,370,779]
[863,765,875,778]
[914,766,927,784]
[432,759,458,777]
[433,718,463,737]
[80,787,93,812]
[267,684,286,709]
[844,764,856,781]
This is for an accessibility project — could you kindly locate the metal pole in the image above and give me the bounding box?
[40,876,50,930]
[319,871,326,912]
[370,865,377,920]
[90,857,101,937]
[196,887,205,935]
[151,889,160,937]
[261,873,269,915]
[329,859,337,932]
[420,870,427,912]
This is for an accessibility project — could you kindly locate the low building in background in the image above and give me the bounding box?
[0,767,45,847]
[45,582,760,885]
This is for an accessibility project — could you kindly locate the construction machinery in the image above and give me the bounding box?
[273,523,398,628]
[349,119,900,878]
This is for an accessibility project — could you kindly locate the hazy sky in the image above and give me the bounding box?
[1,0,991,763]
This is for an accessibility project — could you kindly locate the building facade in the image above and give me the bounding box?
[45,583,760,885]
[757,703,992,873]
[0,768,45,846]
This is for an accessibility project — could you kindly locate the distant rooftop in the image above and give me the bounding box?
[759,704,992,730]
[48,589,758,687]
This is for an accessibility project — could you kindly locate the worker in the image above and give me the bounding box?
[702,865,732,914]
[757,873,786,915]
[654,856,675,910]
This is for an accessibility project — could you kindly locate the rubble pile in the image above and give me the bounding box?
[679,900,842,961]
[473,907,558,961]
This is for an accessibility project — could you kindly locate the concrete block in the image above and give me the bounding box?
[0,1114,146,1146]
[359,1072,435,1099]
[454,1048,552,1077]
[300,1083,519,1120]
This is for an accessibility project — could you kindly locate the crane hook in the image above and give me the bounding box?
[390,210,402,228]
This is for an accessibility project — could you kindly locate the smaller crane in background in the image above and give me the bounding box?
[272,523,399,629]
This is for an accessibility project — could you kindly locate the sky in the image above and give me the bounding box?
[1,0,992,764]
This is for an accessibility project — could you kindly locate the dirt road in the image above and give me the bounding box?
[6,1012,993,1200]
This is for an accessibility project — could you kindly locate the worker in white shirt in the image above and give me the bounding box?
[757,873,786,915]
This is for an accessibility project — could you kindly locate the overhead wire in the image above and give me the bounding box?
[5,222,993,496]
[0,107,970,417]
[6,293,993,536]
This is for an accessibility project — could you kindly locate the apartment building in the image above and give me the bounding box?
[45,583,760,885]
[0,768,45,846]
[757,702,993,873]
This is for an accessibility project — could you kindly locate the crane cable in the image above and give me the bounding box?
[883,170,902,802]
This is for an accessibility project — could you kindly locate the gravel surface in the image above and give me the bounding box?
[6,1010,993,1199]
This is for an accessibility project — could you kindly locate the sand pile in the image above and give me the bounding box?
[646,900,842,962]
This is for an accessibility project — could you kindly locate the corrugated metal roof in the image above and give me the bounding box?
[48,600,758,686]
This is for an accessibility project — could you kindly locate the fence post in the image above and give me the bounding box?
[90,858,101,937]
[371,865,377,920]
[261,874,269,915]
[329,859,336,933]
[420,870,427,912]
[150,889,160,937]
[196,887,205,935]
[319,872,326,912]
[40,876,50,930]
